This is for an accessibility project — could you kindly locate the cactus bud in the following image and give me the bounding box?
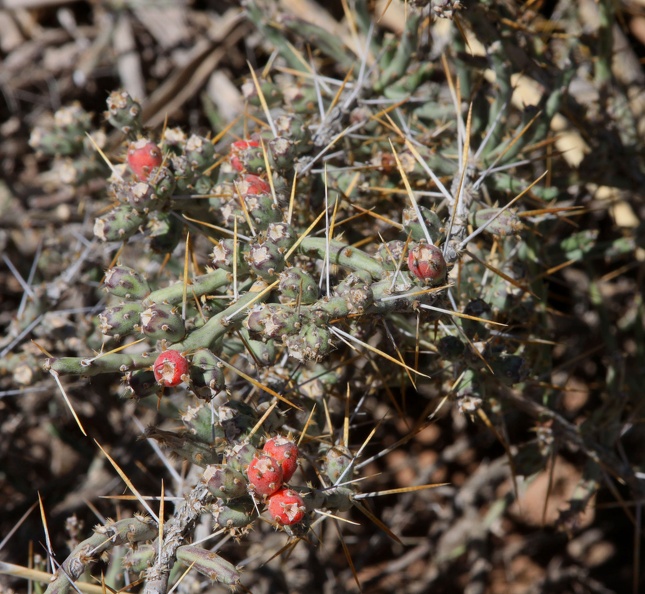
[122,543,155,572]
[247,240,284,280]
[285,324,332,362]
[140,302,186,342]
[104,265,150,300]
[126,181,161,212]
[105,90,142,136]
[278,267,319,304]
[211,238,248,273]
[212,496,258,528]
[98,302,143,339]
[182,403,226,445]
[245,304,301,340]
[489,354,528,386]
[94,204,147,242]
[185,134,215,172]
[274,113,310,146]
[218,401,259,443]
[203,465,248,500]
[335,271,374,314]
[265,221,297,251]
[268,136,297,170]
[243,192,282,229]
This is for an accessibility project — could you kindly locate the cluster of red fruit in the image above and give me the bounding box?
[247,436,305,525]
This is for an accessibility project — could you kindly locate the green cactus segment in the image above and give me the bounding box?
[94,204,147,242]
[225,442,258,473]
[285,323,332,362]
[29,103,93,156]
[321,445,354,484]
[297,238,385,279]
[211,238,249,274]
[176,544,241,586]
[189,348,226,399]
[44,515,156,594]
[278,267,319,304]
[374,13,420,93]
[44,351,153,377]
[238,327,278,366]
[185,134,216,173]
[98,302,143,339]
[104,265,151,300]
[247,240,285,280]
[243,192,282,228]
[245,303,301,339]
[402,206,444,243]
[212,496,258,529]
[142,268,230,308]
[126,168,176,212]
[471,208,522,237]
[105,90,142,137]
[203,464,248,500]
[45,284,268,377]
[146,427,220,467]
[181,403,226,445]
[140,302,186,342]
[122,543,155,572]
[334,271,374,314]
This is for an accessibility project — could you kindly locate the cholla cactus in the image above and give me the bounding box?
[3,1,641,593]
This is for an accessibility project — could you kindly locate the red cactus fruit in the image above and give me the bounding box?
[239,174,271,195]
[229,139,260,172]
[266,487,305,525]
[262,436,299,482]
[127,139,163,181]
[407,243,447,283]
[153,350,189,387]
[247,453,283,496]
